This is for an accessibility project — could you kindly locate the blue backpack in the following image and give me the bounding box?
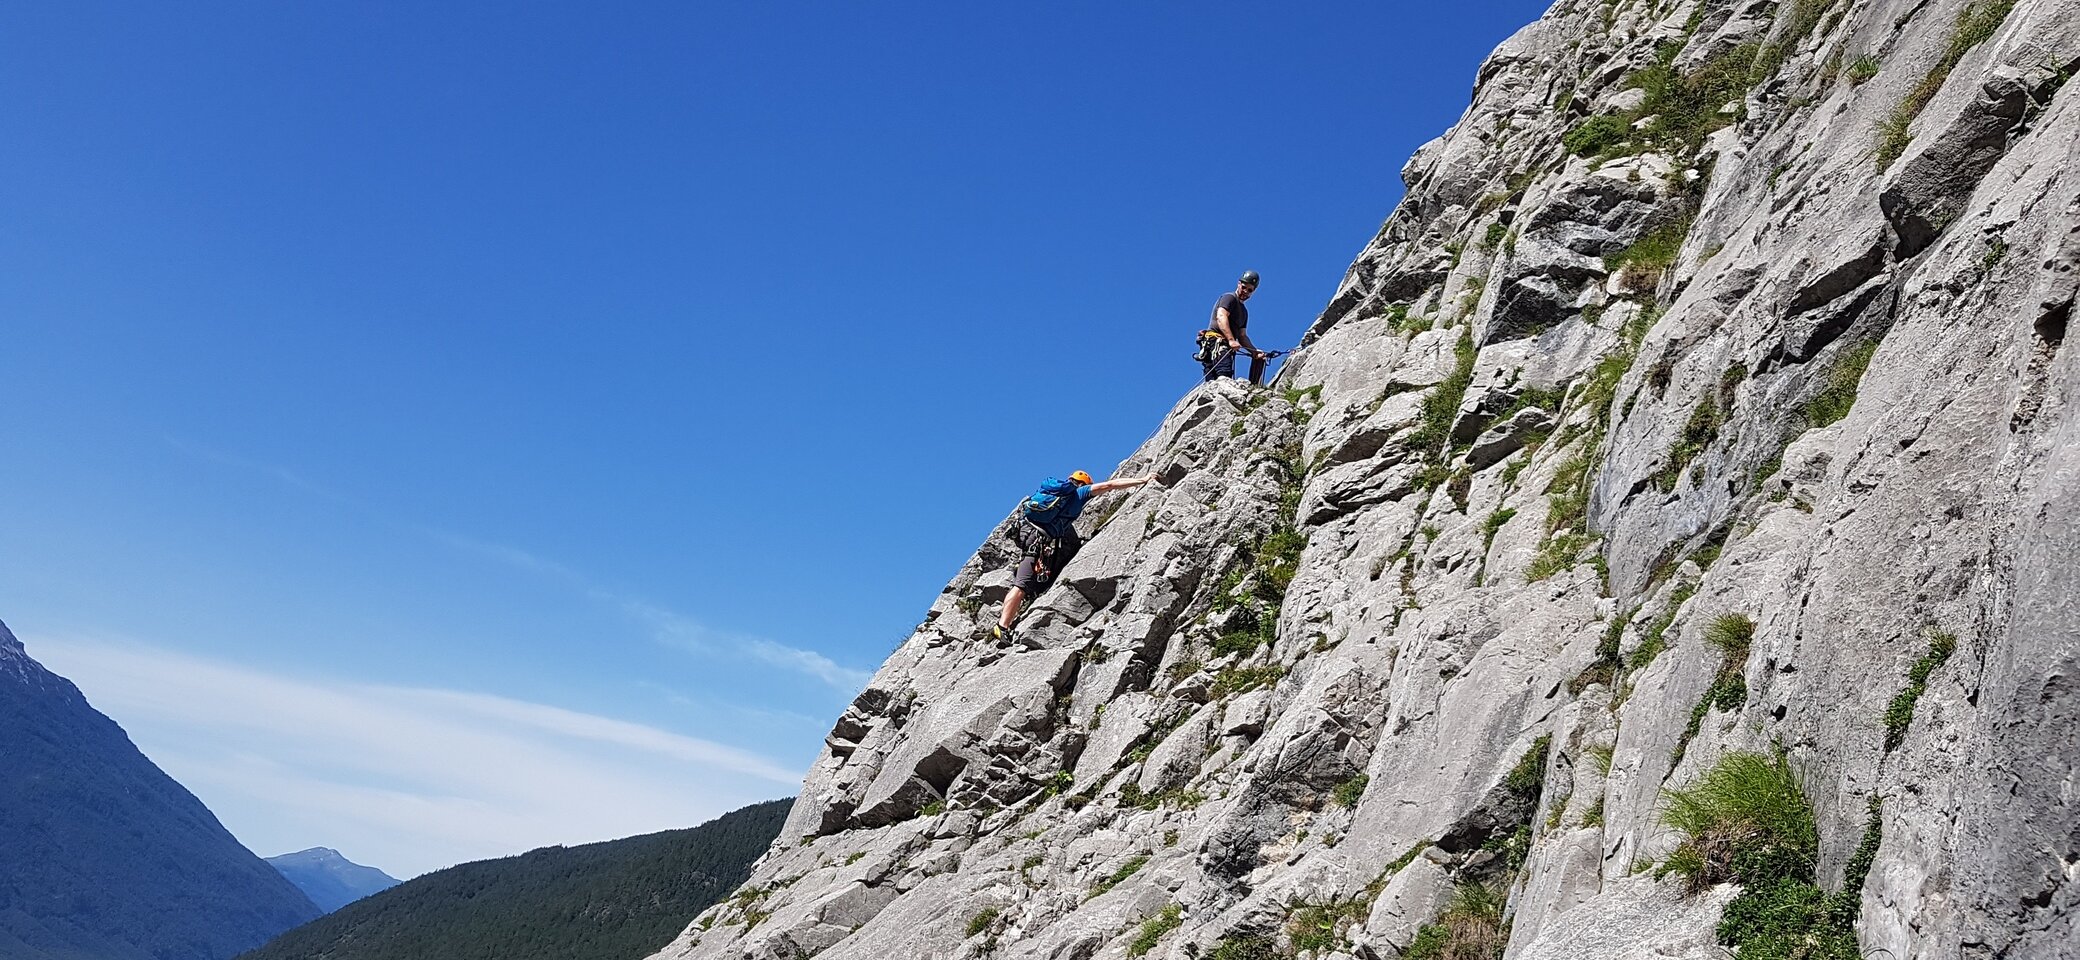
[1021,477,1086,538]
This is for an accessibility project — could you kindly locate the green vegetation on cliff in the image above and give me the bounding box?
[1660,753,1879,960]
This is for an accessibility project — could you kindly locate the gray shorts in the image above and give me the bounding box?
[1011,526,1081,594]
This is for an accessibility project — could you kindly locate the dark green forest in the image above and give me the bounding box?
[237,798,790,960]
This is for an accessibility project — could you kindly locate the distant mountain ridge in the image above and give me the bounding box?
[238,798,790,960]
[267,848,401,912]
[0,619,323,960]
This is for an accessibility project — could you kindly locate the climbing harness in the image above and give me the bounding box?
[1195,330,1287,364]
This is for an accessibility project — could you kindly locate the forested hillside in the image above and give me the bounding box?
[240,799,789,960]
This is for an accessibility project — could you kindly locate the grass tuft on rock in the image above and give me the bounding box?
[1286,896,1369,954]
[1393,303,1434,336]
[1413,331,1480,455]
[1572,607,1633,692]
[1803,340,1877,428]
[1883,632,1957,751]
[1481,221,1509,251]
[1504,734,1551,802]
[1210,664,1285,698]
[1402,884,1508,960]
[1210,525,1308,658]
[1664,760,1880,960]
[1698,666,1749,714]
[1527,306,1668,583]
[1207,933,1280,960]
[1529,444,1597,583]
[1091,855,1149,897]
[1332,773,1370,809]
[1750,0,1840,81]
[1675,614,1756,764]
[1606,218,1694,294]
[1704,613,1755,652]
[1630,581,1697,668]
[1656,395,1724,492]
[1876,0,2019,168]
[1570,41,1764,166]
[965,907,999,938]
[1635,43,1761,153]
[1660,751,1816,893]
[1127,904,1182,957]
[1564,114,1631,156]
[1480,508,1517,552]
[1385,841,1432,874]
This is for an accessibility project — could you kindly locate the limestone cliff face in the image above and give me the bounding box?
[652,0,2080,957]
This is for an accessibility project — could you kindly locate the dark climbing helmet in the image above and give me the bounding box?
[1240,270,1260,286]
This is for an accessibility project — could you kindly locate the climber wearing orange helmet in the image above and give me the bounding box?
[992,469,1155,645]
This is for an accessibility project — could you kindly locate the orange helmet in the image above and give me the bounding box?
[1069,470,1093,486]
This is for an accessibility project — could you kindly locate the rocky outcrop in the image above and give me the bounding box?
[651,0,2080,958]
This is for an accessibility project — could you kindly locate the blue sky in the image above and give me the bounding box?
[1,0,1552,877]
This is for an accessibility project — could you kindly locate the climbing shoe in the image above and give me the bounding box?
[990,624,1017,645]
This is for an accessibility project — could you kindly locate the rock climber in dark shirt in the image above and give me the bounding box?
[1203,270,1269,384]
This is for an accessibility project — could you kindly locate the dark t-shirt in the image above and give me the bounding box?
[1210,292,1249,335]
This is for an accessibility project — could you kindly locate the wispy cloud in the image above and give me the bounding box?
[166,439,872,693]
[423,530,581,579]
[29,635,801,879]
[634,681,822,728]
[162,436,355,506]
[612,594,730,652]
[743,637,874,691]
[611,594,873,691]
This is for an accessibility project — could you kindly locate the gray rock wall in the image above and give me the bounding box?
[651,0,2080,957]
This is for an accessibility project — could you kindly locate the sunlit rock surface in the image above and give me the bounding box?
[652,0,2080,956]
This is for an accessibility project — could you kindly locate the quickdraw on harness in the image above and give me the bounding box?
[1010,517,1070,585]
[1195,330,1288,364]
